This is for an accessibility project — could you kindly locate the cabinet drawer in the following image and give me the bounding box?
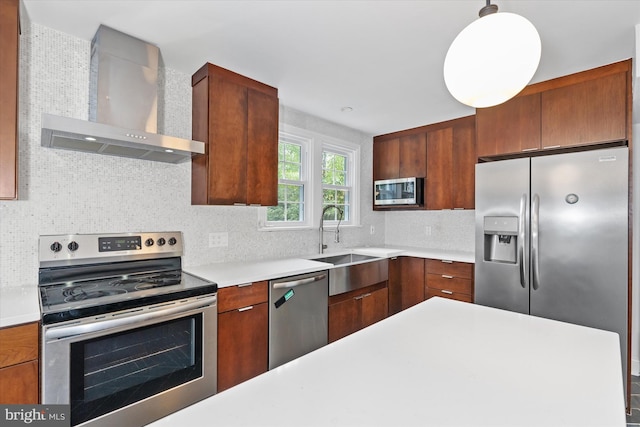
[0,322,38,368]
[426,288,473,303]
[426,274,472,295]
[425,259,473,279]
[218,281,268,312]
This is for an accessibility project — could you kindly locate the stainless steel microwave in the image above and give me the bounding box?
[374,177,424,206]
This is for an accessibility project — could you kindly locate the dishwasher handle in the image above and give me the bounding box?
[272,273,327,289]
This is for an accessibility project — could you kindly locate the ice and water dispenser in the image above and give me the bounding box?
[483,216,518,263]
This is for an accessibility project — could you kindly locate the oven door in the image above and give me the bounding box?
[42,295,217,427]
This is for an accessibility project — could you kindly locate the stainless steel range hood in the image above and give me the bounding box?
[41,25,204,163]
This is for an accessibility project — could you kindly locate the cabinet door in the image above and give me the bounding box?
[0,0,19,200]
[399,133,426,178]
[373,138,399,180]
[426,127,453,210]
[207,76,248,205]
[387,257,402,315]
[360,287,388,329]
[476,93,541,158]
[0,361,39,404]
[247,89,278,206]
[389,256,424,315]
[452,119,475,209]
[328,296,360,343]
[541,72,627,149]
[217,302,268,392]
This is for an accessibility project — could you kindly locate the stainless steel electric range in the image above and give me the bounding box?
[38,232,217,427]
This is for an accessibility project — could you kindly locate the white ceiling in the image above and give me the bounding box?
[21,0,640,136]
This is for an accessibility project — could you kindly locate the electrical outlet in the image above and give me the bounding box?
[370,225,375,235]
[425,226,432,236]
[209,232,228,248]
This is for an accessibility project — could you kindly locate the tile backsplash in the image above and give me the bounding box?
[0,21,474,289]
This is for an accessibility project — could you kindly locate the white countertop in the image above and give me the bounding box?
[151,297,625,427]
[0,285,40,328]
[185,246,474,287]
[0,246,474,327]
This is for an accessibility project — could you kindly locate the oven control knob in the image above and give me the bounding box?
[67,241,79,252]
[168,237,177,246]
[50,242,62,252]
[145,238,154,247]
[157,238,166,246]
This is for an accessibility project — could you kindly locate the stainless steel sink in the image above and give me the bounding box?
[310,253,388,296]
[312,253,379,266]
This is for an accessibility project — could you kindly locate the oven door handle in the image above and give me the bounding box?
[44,295,217,341]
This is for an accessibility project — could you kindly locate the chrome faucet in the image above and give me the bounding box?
[319,205,344,253]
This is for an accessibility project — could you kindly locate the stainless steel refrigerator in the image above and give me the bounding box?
[475,146,628,397]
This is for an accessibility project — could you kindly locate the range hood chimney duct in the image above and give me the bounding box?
[41,25,204,163]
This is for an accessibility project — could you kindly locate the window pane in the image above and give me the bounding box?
[267,203,285,221]
[284,163,301,180]
[286,203,301,221]
[285,144,301,163]
[285,184,302,203]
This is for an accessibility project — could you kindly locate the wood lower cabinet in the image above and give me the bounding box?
[328,283,388,343]
[388,256,425,315]
[192,63,278,206]
[425,259,474,304]
[0,322,39,403]
[217,281,268,392]
[0,0,19,200]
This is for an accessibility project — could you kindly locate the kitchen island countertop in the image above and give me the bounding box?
[150,297,625,427]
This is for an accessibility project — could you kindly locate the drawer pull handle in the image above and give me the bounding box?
[237,283,253,288]
[441,274,454,279]
[441,290,454,295]
[441,260,453,264]
[354,293,372,301]
[238,306,254,312]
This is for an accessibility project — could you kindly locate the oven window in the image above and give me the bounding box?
[70,314,203,426]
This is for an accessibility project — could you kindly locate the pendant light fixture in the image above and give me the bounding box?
[443,0,541,108]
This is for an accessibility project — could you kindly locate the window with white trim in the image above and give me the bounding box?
[262,125,360,229]
[321,147,351,222]
[266,131,310,226]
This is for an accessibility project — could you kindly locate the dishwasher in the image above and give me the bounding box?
[269,270,329,369]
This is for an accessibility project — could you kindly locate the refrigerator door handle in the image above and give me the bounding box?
[518,194,527,289]
[531,193,540,290]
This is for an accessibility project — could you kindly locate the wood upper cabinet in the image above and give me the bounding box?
[373,133,426,181]
[217,281,268,392]
[0,322,39,404]
[476,93,541,158]
[192,63,278,206]
[0,0,19,200]
[388,256,425,315]
[426,116,475,210]
[541,70,627,149]
[476,60,631,159]
[328,282,388,343]
[373,138,399,180]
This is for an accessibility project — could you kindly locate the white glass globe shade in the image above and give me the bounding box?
[444,12,541,108]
